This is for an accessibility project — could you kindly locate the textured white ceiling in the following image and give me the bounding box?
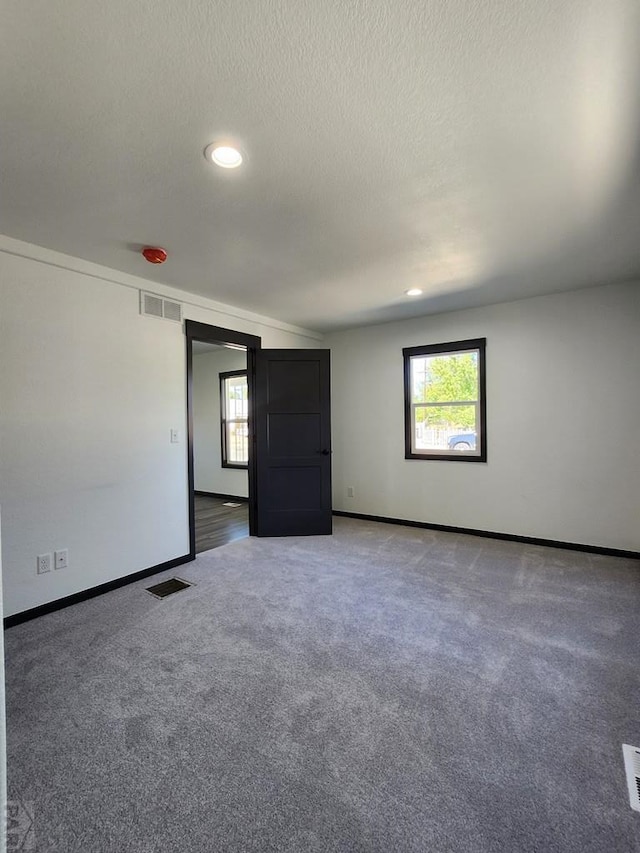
[2,0,640,331]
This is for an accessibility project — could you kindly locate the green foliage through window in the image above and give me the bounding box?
[412,352,478,429]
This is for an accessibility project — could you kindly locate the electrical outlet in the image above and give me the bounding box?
[347,486,355,498]
[54,549,68,570]
[37,553,52,574]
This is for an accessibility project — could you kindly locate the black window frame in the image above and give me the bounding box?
[403,338,487,463]
[220,369,249,469]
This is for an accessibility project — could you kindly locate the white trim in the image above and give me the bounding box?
[0,235,323,342]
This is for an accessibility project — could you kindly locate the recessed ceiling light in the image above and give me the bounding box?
[204,142,243,169]
[405,288,423,297]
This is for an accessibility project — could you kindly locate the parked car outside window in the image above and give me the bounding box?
[447,433,476,451]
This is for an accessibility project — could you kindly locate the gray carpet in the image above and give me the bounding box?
[5,518,640,852]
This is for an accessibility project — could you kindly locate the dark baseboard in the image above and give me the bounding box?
[333,511,640,560]
[4,552,194,629]
[194,490,249,503]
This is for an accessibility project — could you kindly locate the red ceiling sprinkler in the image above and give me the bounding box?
[142,246,167,264]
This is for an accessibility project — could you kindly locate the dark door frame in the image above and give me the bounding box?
[185,320,261,557]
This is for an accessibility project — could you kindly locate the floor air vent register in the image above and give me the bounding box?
[623,745,640,812]
[146,578,193,599]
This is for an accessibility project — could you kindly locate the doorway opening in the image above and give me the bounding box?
[186,321,261,557]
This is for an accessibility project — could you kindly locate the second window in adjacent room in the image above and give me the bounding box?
[220,370,249,467]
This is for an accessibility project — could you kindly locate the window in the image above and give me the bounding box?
[403,338,486,462]
[220,370,248,467]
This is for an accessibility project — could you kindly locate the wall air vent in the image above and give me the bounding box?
[622,744,640,812]
[140,291,182,323]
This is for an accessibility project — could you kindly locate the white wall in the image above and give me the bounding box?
[193,348,248,497]
[325,281,640,551]
[0,237,321,617]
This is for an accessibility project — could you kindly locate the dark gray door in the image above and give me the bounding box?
[255,349,331,536]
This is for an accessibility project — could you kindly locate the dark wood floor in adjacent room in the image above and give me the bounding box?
[195,494,249,554]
